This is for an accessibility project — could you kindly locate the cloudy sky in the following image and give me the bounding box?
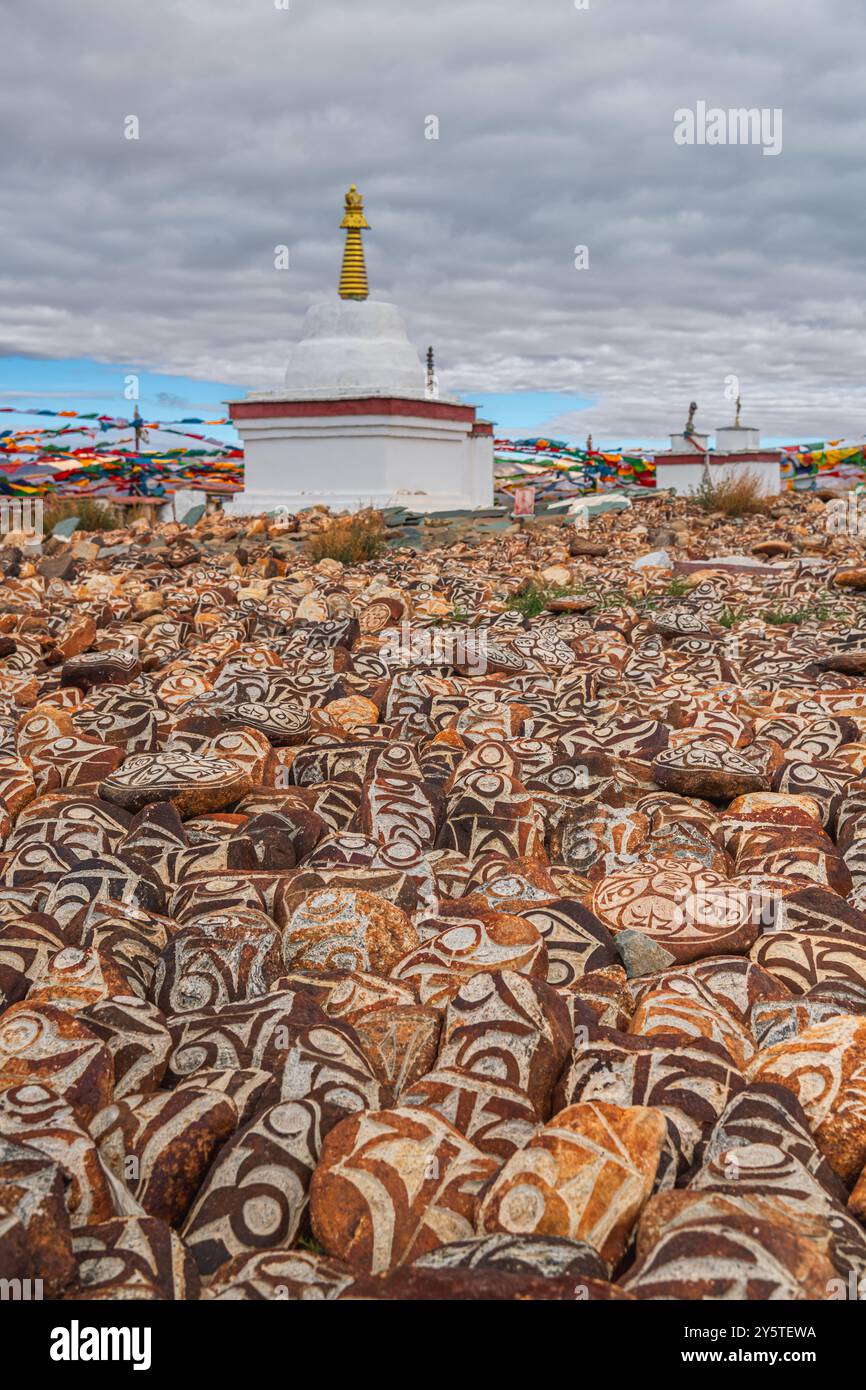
[2,0,865,445]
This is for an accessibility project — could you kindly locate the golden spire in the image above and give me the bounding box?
[339,184,370,300]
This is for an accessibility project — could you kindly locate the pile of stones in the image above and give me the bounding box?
[3,491,866,1300]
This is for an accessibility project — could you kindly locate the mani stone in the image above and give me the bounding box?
[434,969,573,1119]
[100,752,253,817]
[202,1248,355,1300]
[0,1135,77,1295]
[629,984,756,1070]
[69,1215,200,1300]
[164,989,329,1083]
[510,898,619,988]
[276,1021,390,1130]
[173,1068,280,1127]
[391,913,548,1007]
[351,1005,442,1095]
[275,968,419,1027]
[0,1003,114,1125]
[411,1231,608,1281]
[746,1015,866,1183]
[621,1211,838,1300]
[181,1099,322,1278]
[476,1100,667,1269]
[77,996,172,1098]
[0,1080,137,1227]
[151,917,285,1015]
[309,1106,499,1274]
[279,888,419,975]
[590,862,758,964]
[90,1088,239,1225]
[554,1030,745,1174]
[401,1067,539,1160]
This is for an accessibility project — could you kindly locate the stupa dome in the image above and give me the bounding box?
[283,296,427,399]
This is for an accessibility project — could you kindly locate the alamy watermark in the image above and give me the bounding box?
[1,1276,43,1301]
[0,498,43,541]
[674,101,783,157]
[379,623,489,675]
[823,492,866,537]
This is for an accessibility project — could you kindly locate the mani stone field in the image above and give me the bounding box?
[4,491,866,1302]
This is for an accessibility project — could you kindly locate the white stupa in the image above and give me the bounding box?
[228,186,493,514]
[655,396,781,496]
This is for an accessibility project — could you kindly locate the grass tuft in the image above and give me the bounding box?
[764,604,830,626]
[505,581,571,618]
[305,510,387,565]
[44,499,119,534]
[695,470,766,517]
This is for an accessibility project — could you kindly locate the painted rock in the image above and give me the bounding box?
[0,1004,114,1124]
[173,1067,279,1127]
[554,1029,744,1172]
[68,1215,200,1300]
[181,1099,322,1277]
[0,1081,132,1225]
[477,1101,668,1268]
[279,888,419,975]
[750,929,866,995]
[591,862,759,964]
[0,1134,76,1295]
[100,752,253,816]
[202,1247,354,1300]
[277,1021,390,1130]
[151,918,285,1015]
[410,1231,608,1280]
[401,1067,538,1160]
[517,899,619,987]
[165,989,328,1083]
[351,1005,442,1095]
[746,1016,866,1183]
[622,1211,837,1300]
[309,1106,499,1273]
[91,1088,238,1225]
[391,914,547,1007]
[434,969,572,1118]
[652,742,769,801]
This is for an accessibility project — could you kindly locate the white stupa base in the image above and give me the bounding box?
[227,398,494,515]
[229,487,490,514]
[656,455,781,497]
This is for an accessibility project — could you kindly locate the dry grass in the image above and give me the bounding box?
[695,469,766,517]
[305,509,387,565]
[43,499,120,533]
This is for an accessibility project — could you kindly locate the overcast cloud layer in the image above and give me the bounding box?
[1,0,865,442]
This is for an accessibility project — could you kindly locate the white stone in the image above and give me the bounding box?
[632,549,671,569]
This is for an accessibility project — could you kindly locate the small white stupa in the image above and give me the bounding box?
[655,395,781,496]
[228,186,493,513]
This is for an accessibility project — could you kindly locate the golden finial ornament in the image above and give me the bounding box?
[339,184,370,300]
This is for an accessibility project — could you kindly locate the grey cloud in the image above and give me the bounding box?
[1,0,865,441]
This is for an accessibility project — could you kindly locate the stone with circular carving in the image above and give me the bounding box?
[652,741,769,801]
[100,753,253,816]
[309,1105,499,1274]
[279,887,419,976]
[0,1005,114,1124]
[591,861,759,963]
